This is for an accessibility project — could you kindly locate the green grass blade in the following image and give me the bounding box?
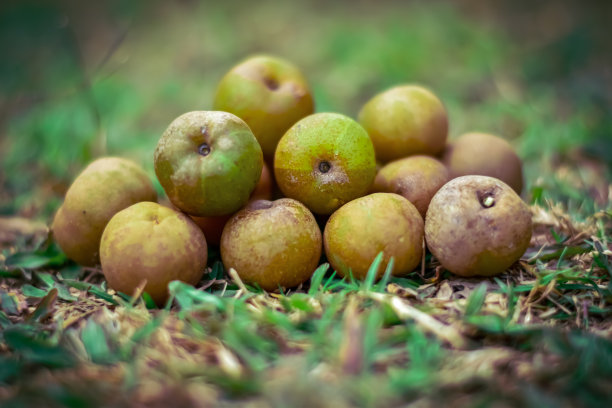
[362,252,384,292]
[321,270,338,292]
[465,283,488,316]
[308,263,330,295]
[376,256,394,292]
[81,319,114,364]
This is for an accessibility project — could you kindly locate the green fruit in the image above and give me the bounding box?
[358,85,448,162]
[221,198,322,291]
[213,55,315,160]
[154,111,263,216]
[443,132,524,194]
[52,157,156,266]
[100,202,207,304]
[425,175,532,277]
[274,113,376,215]
[372,155,449,217]
[324,193,424,280]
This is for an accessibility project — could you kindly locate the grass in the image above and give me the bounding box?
[1,0,611,406]
[1,207,610,406]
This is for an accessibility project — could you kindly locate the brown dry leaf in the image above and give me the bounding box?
[418,283,438,299]
[449,278,496,300]
[386,282,419,299]
[437,347,517,386]
[435,280,453,300]
[134,379,219,408]
[264,356,353,408]
[0,216,48,245]
[482,292,508,317]
[531,203,596,246]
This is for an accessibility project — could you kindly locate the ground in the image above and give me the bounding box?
[1,1,611,407]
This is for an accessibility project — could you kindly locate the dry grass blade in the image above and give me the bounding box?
[228,267,249,296]
[338,298,364,375]
[369,293,468,349]
[215,340,244,378]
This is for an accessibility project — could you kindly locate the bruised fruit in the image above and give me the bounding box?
[358,85,448,162]
[221,198,322,291]
[213,55,315,160]
[52,157,156,266]
[154,111,263,216]
[443,132,523,194]
[190,161,273,246]
[324,193,424,280]
[274,113,376,215]
[100,202,207,304]
[372,155,449,218]
[425,175,532,277]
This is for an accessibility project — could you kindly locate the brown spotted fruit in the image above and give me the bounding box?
[190,161,273,246]
[324,193,424,280]
[358,85,448,162]
[154,111,263,217]
[425,175,532,277]
[274,112,376,215]
[372,155,449,218]
[220,198,322,291]
[100,202,207,304]
[213,55,315,161]
[51,157,157,266]
[443,132,524,194]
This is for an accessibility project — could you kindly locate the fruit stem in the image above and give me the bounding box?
[198,143,211,156]
[318,161,331,173]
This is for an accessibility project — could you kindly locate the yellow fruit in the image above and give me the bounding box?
[52,157,156,266]
[221,199,321,291]
[358,85,448,162]
[324,193,424,280]
[213,55,314,160]
[100,202,207,304]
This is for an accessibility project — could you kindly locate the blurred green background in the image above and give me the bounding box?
[1,0,610,220]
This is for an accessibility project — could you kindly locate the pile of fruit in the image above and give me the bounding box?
[51,55,532,304]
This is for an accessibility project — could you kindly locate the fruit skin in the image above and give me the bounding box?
[220,198,322,291]
[442,132,524,194]
[358,85,448,162]
[213,55,315,160]
[248,160,273,202]
[100,202,207,305]
[190,161,273,246]
[52,157,156,266]
[274,112,376,215]
[154,111,263,217]
[324,193,424,280]
[372,155,449,218]
[424,175,532,277]
[190,214,232,247]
